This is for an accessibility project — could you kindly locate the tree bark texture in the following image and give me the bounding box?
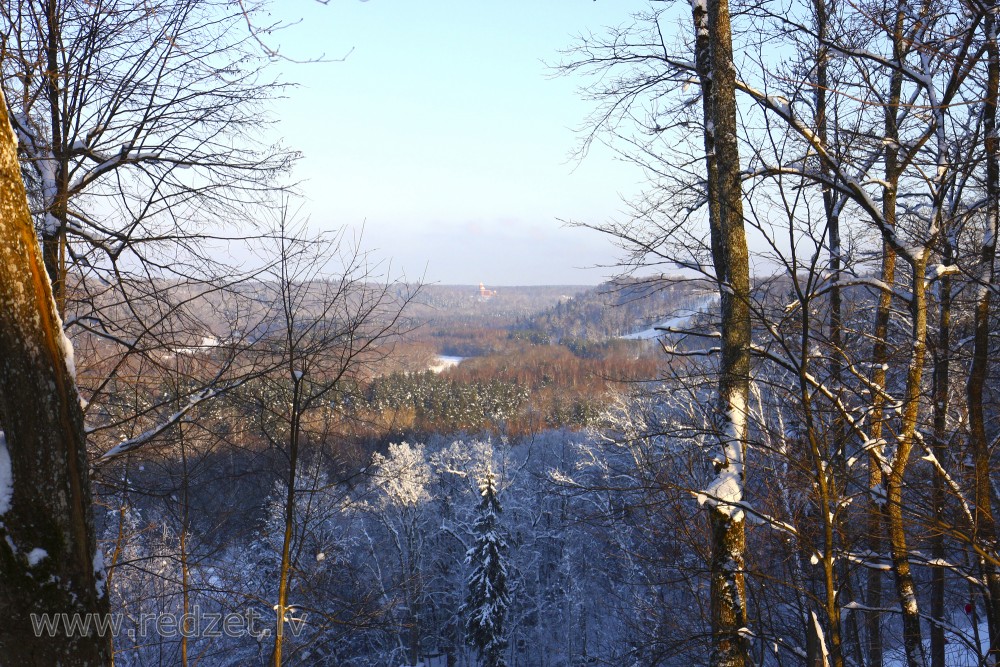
[692,0,752,664]
[0,90,110,664]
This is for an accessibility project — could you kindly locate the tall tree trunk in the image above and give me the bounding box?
[865,236,893,667]
[968,8,1000,664]
[882,5,928,663]
[864,6,907,664]
[814,3,846,664]
[888,257,929,667]
[0,89,110,664]
[692,0,752,664]
[929,238,952,667]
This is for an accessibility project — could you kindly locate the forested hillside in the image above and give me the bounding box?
[514,277,713,342]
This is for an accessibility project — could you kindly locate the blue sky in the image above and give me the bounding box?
[267,1,652,285]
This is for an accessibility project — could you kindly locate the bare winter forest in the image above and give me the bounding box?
[1,1,1000,667]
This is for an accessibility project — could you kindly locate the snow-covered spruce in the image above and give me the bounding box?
[463,469,511,667]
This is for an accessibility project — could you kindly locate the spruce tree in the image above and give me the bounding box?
[464,469,510,667]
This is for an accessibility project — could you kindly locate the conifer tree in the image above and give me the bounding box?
[464,469,510,667]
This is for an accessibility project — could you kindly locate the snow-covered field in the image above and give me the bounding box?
[428,355,465,373]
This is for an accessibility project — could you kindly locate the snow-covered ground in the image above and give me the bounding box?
[428,355,464,373]
[880,618,989,667]
[162,336,221,359]
[398,657,447,667]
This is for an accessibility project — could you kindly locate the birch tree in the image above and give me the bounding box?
[250,220,412,666]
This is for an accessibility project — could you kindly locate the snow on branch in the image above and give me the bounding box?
[918,445,974,528]
[696,470,744,521]
[68,145,171,194]
[95,388,219,463]
[842,601,980,652]
[734,80,922,263]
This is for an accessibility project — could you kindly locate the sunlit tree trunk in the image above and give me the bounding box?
[888,255,929,667]
[882,7,927,663]
[692,0,751,664]
[863,7,906,665]
[0,89,110,664]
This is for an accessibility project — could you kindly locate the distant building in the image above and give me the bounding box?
[479,282,497,300]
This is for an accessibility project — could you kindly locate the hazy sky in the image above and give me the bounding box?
[267,1,652,285]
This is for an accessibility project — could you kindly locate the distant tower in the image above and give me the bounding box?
[479,282,497,300]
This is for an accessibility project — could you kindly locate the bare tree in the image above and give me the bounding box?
[0,0,295,308]
[561,2,1000,666]
[1,0,298,475]
[247,216,416,666]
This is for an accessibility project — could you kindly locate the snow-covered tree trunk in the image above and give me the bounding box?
[691,0,751,664]
[464,469,510,667]
[0,89,110,664]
